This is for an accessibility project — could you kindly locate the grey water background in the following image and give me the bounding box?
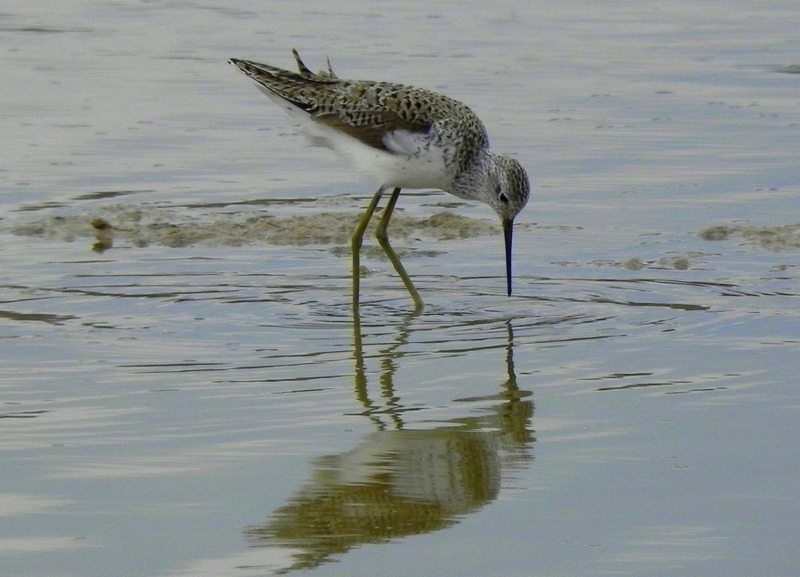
[2,1,799,576]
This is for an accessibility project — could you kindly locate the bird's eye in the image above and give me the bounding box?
[499,193,509,204]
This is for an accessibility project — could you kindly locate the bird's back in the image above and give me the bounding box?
[229,55,489,174]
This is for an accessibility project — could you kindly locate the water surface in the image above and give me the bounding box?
[1,1,799,576]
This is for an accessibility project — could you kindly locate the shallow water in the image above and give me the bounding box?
[1,1,799,576]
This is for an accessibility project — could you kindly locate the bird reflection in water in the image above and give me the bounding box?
[245,315,534,573]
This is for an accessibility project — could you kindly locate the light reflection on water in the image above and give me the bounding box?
[1,221,798,576]
[243,321,532,574]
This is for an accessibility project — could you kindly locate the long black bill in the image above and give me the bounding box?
[503,218,514,296]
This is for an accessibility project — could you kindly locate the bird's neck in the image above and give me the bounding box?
[449,149,495,202]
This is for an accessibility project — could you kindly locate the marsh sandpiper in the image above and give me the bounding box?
[230,50,529,310]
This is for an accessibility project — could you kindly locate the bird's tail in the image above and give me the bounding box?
[229,51,339,112]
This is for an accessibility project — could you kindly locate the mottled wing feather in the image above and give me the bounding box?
[231,55,490,168]
[313,110,430,152]
[291,48,314,78]
[229,58,339,114]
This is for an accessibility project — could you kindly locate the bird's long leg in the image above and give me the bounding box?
[375,187,424,311]
[351,187,386,311]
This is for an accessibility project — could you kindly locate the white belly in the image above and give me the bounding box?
[306,121,452,190]
[259,87,453,191]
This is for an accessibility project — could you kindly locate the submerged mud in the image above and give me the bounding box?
[9,204,501,252]
[699,223,800,251]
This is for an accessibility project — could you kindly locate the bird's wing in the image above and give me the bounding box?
[313,109,431,153]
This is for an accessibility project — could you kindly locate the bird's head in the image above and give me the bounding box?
[487,154,529,297]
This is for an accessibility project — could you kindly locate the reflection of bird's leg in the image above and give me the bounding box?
[351,302,387,429]
[499,320,535,446]
[351,298,419,430]
[375,187,424,311]
[350,187,386,311]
